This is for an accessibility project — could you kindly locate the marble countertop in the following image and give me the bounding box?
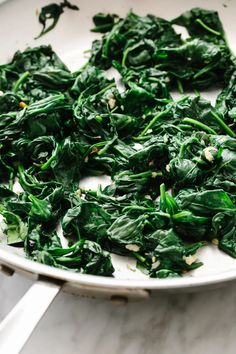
[0,272,236,354]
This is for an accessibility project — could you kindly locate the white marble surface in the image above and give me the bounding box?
[1,273,236,354]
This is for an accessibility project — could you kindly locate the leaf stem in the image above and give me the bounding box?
[210,111,236,137]
[12,71,30,93]
[8,172,14,191]
[159,183,166,212]
[137,106,172,137]
[132,252,146,263]
[177,79,184,94]
[193,62,216,80]
[122,46,133,67]
[195,19,222,37]
[41,144,59,171]
[122,205,155,213]
[178,137,199,158]
[182,118,217,134]
[18,164,34,187]
[97,135,117,155]
[102,21,122,58]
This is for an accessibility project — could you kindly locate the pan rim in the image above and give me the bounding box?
[1,245,236,290]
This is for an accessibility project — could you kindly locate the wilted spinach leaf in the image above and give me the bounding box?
[36,0,79,39]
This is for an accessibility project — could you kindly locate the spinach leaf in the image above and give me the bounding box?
[172,8,226,44]
[107,214,146,252]
[212,211,236,258]
[36,1,79,39]
[177,189,236,216]
[149,229,204,277]
[91,13,118,33]
[1,210,28,245]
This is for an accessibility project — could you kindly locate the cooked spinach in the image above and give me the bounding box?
[172,8,226,44]
[0,8,236,278]
[36,0,79,39]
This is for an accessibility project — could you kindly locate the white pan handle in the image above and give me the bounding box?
[0,279,61,354]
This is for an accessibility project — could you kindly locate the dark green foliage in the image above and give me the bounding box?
[149,229,204,277]
[28,195,52,222]
[2,210,28,245]
[107,214,146,250]
[154,38,233,89]
[0,93,21,114]
[172,8,225,44]
[36,0,79,39]
[212,211,236,257]
[91,13,118,33]
[89,11,181,70]
[171,8,235,88]
[113,63,171,100]
[62,197,111,243]
[172,211,211,242]
[0,8,236,278]
[216,71,236,131]
[89,9,234,91]
[9,45,68,73]
[33,69,74,89]
[177,189,236,216]
[72,65,108,95]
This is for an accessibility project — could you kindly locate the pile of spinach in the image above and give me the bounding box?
[0,7,236,278]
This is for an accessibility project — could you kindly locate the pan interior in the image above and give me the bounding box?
[0,0,236,283]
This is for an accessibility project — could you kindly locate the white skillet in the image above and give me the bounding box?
[0,1,235,353]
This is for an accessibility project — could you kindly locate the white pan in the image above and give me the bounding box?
[0,0,236,353]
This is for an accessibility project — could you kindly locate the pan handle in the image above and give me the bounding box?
[0,279,61,354]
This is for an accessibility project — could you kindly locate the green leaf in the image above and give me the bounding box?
[2,211,28,245]
[28,195,52,222]
[107,214,146,251]
[178,189,236,216]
